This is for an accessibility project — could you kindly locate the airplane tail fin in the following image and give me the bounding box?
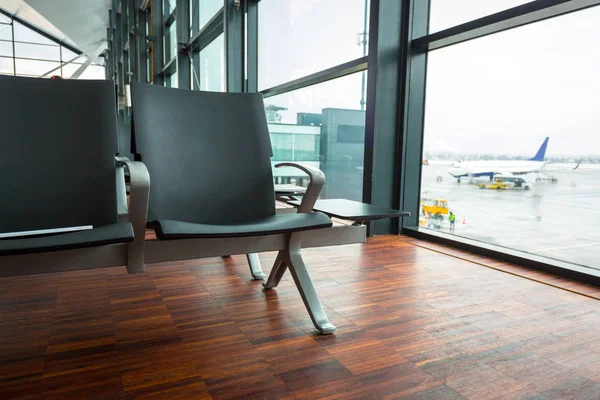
[529,137,549,161]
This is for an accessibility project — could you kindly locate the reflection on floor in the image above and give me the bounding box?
[2,236,600,399]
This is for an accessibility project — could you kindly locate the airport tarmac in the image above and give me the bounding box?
[420,161,600,270]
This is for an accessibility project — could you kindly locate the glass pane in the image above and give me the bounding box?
[170,22,177,60]
[164,22,177,63]
[61,63,80,77]
[0,13,11,24]
[78,65,105,80]
[0,56,14,74]
[0,40,12,57]
[15,58,60,76]
[199,33,225,92]
[166,71,178,88]
[266,71,367,200]
[258,0,370,90]
[429,0,531,33]
[0,23,12,41]
[421,7,600,269]
[13,21,56,45]
[15,42,60,61]
[164,0,176,18]
[199,0,223,30]
[61,47,81,62]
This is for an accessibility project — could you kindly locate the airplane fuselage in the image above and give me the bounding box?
[448,160,546,179]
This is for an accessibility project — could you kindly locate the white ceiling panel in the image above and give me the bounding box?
[0,0,111,53]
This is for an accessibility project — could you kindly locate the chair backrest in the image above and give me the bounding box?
[131,83,275,224]
[0,75,119,234]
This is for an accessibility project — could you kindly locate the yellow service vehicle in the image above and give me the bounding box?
[478,177,512,190]
[421,198,449,216]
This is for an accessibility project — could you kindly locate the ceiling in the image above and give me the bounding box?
[0,0,110,53]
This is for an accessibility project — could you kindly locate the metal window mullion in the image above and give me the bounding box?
[106,25,111,80]
[164,10,176,27]
[152,0,165,84]
[188,0,200,89]
[127,0,137,83]
[176,0,190,89]
[224,0,244,92]
[0,54,67,63]
[109,6,116,81]
[114,0,123,91]
[260,56,368,99]
[1,39,60,47]
[160,55,177,75]
[399,0,429,230]
[11,19,16,75]
[188,9,224,52]
[136,5,148,83]
[362,0,406,235]
[246,0,258,92]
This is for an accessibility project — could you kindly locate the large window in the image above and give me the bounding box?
[257,0,370,200]
[199,33,225,92]
[0,18,104,79]
[187,0,225,91]
[265,72,366,200]
[419,6,600,270]
[161,0,179,89]
[258,0,370,90]
[165,21,177,64]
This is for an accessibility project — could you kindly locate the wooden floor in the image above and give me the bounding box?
[2,236,600,399]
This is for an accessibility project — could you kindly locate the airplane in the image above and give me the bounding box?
[448,137,549,183]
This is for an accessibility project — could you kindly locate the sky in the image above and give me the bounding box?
[425,1,600,157]
[258,0,369,90]
[258,0,600,158]
[258,0,369,124]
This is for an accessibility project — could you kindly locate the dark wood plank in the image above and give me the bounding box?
[1,235,600,399]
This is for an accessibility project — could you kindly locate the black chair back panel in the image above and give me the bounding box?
[0,76,119,234]
[131,84,275,224]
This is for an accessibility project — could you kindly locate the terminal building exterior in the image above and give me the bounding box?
[267,107,365,201]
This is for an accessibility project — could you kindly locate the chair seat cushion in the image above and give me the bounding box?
[151,212,333,240]
[0,222,134,256]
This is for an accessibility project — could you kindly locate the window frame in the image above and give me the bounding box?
[399,0,600,282]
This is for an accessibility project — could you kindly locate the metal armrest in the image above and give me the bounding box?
[115,157,149,230]
[275,163,325,213]
[115,156,131,164]
[116,157,150,273]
